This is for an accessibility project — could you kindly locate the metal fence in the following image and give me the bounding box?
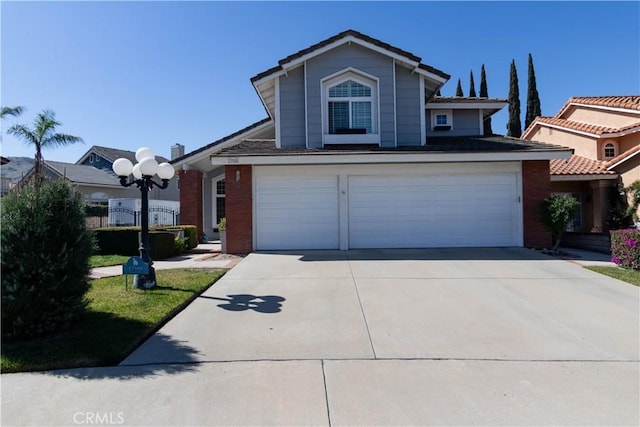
[85,207,180,228]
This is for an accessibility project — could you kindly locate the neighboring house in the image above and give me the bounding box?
[1,157,35,196]
[172,29,571,252]
[523,96,640,232]
[75,145,180,202]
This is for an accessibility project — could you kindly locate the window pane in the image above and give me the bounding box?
[216,198,225,225]
[351,101,372,132]
[349,81,371,97]
[329,82,350,98]
[329,101,349,133]
[436,114,448,125]
[216,179,225,195]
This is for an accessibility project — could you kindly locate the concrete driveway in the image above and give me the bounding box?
[3,248,639,426]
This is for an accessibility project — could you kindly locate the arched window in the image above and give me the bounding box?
[604,143,616,158]
[322,69,379,145]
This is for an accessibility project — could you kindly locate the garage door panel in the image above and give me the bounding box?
[349,174,519,248]
[256,176,339,250]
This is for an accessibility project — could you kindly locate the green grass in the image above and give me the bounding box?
[89,254,130,268]
[1,269,225,373]
[585,266,640,286]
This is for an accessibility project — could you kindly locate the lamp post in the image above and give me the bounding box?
[112,147,175,289]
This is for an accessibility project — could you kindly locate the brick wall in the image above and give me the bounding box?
[522,160,552,248]
[225,165,253,253]
[178,169,203,237]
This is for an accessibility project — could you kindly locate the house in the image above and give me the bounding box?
[75,145,180,202]
[523,96,640,234]
[172,29,571,252]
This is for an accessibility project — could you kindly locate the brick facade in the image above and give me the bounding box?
[178,169,203,238]
[522,160,552,248]
[225,165,253,253]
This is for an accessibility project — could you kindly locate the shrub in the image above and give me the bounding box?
[1,181,94,341]
[610,229,640,270]
[539,194,580,251]
[165,225,198,250]
[149,231,178,260]
[93,227,140,256]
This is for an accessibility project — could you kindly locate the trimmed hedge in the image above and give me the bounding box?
[611,229,640,270]
[93,226,195,259]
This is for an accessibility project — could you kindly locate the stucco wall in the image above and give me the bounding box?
[563,106,639,128]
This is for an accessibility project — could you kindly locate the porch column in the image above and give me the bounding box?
[178,169,203,237]
[589,180,612,232]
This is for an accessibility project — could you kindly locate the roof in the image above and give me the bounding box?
[215,136,570,157]
[170,117,273,166]
[77,146,170,166]
[527,117,640,137]
[558,96,640,116]
[605,145,640,170]
[45,161,122,187]
[550,155,616,177]
[429,97,508,104]
[250,29,450,84]
[0,157,35,180]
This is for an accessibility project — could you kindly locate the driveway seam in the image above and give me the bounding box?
[321,359,332,427]
[345,251,377,359]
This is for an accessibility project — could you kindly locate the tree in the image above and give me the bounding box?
[2,180,94,341]
[525,53,542,129]
[1,106,24,119]
[538,194,580,252]
[7,110,83,183]
[479,64,493,135]
[507,60,522,138]
[469,70,477,97]
[455,79,463,97]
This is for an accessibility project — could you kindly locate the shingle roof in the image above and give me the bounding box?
[83,146,170,165]
[550,155,616,176]
[429,97,507,104]
[46,161,122,186]
[251,29,450,83]
[1,157,35,180]
[216,136,569,157]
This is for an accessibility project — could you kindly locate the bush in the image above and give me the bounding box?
[93,227,140,256]
[1,181,95,341]
[149,231,179,260]
[539,194,580,251]
[165,225,198,250]
[610,229,640,270]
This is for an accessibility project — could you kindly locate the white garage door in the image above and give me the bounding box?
[256,176,339,250]
[349,174,519,248]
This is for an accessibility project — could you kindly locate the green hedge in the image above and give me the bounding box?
[164,225,198,249]
[93,227,192,259]
[94,227,140,256]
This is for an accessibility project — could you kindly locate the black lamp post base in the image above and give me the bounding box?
[133,268,157,290]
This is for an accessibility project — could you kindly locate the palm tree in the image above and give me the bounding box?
[1,106,24,119]
[8,109,84,183]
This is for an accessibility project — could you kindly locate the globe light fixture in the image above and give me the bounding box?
[112,148,176,289]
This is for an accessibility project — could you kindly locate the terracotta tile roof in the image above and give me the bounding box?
[556,96,640,118]
[550,155,616,176]
[251,29,450,83]
[525,116,640,137]
[605,144,640,169]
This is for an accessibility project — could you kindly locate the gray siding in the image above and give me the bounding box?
[279,66,306,147]
[304,43,396,148]
[395,64,421,146]
[426,109,482,137]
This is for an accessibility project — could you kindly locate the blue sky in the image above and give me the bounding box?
[1,1,639,163]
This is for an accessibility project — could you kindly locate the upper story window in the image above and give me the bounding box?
[430,110,453,131]
[322,69,379,145]
[604,142,616,159]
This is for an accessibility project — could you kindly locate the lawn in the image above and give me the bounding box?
[1,269,225,373]
[585,266,640,286]
[89,254,130,268]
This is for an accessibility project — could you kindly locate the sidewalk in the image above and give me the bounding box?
[88,241,242,279]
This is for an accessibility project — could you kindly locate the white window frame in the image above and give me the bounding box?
[430,109,453,131]
[603,141,617,159]
[321,68,380,145]
[212,175,225,230]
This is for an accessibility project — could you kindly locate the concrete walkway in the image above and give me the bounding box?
[2,247,638,426]
[88,242,242,279]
